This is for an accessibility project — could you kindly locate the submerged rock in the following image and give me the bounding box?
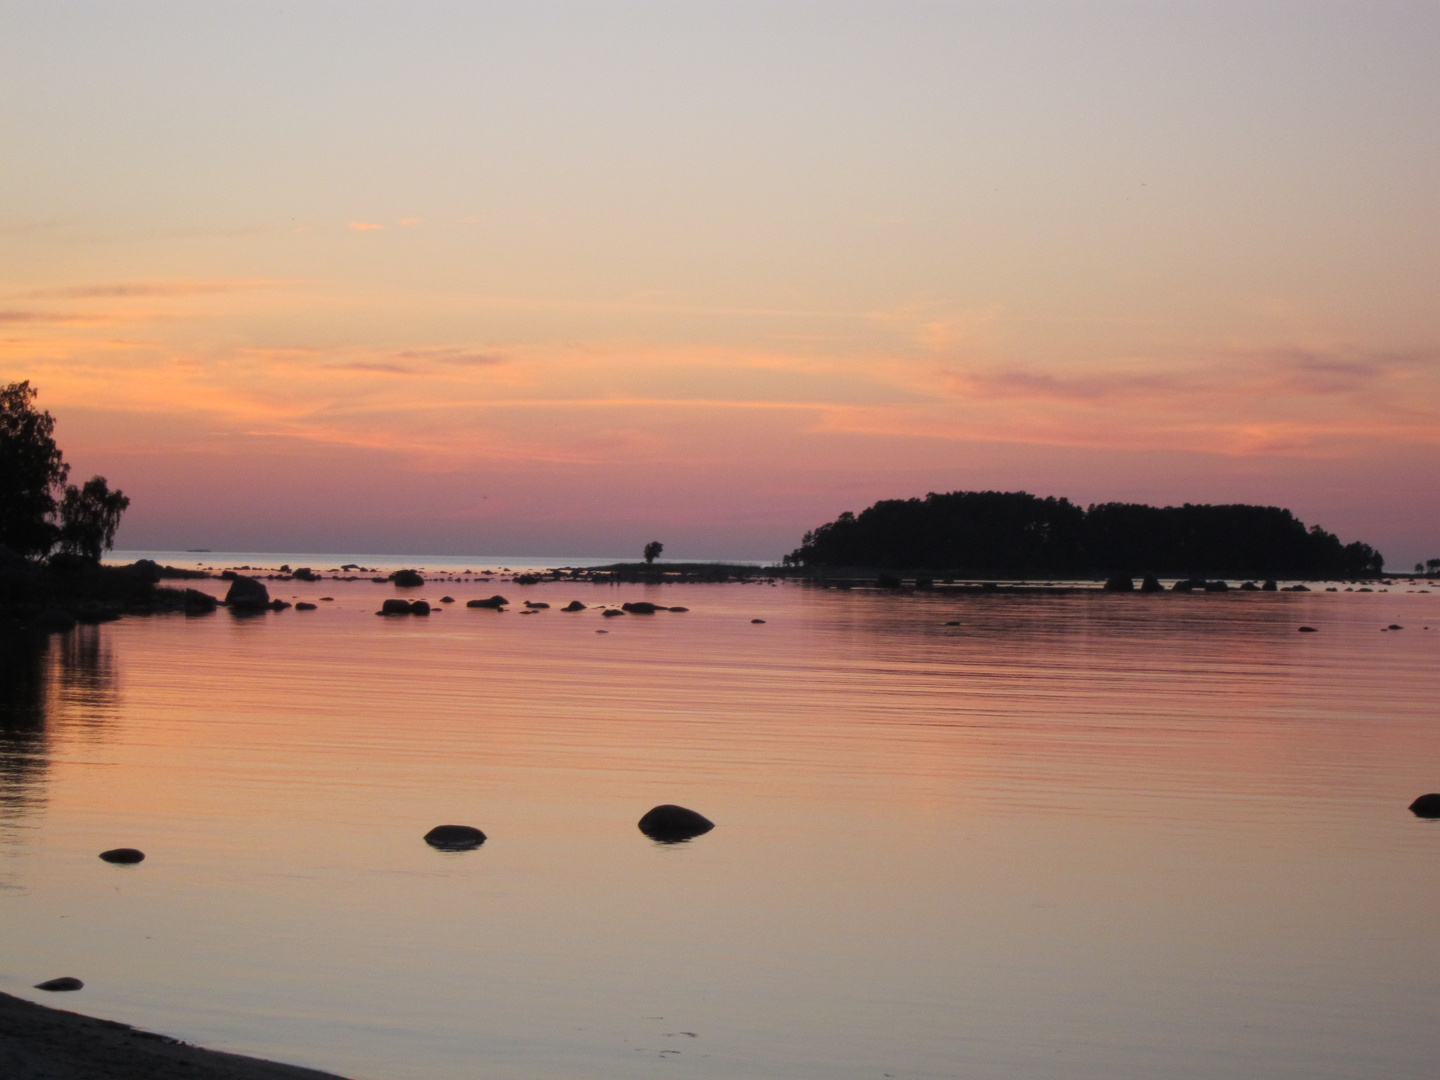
[294,602,317,611]
[467,595,509,609]
[622,601,660,614]
[1297,626,1318,633]
[224,576,270,610]
[1408,793,1440,818]
[602,608,624,617]
[424,825,486,850]
[523,601,551,609]
[34,977,83,992]
[668,606,689,613]
[563,600,586,611]
[751,618,766,624]
[638,804,715,843]
[99,848,145,864]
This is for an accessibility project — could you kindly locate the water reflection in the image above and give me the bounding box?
[0,624,119,827]
[0,627,50,825]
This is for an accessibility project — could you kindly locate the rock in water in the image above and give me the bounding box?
[294,602,317,611]
[424,825,487,850]
[409,600,431,615]
[99,848,145,864]
[563,600,586,611]
[1139,575,1163,592]
[1103,575,1135,592]
[34,977,83,992]
[224,576,270,610]
[183,589,218,614]
[392,569,425,587]
[467,595,509,609]
[622,601,660,614]
[638,804,715,842]
[381,598,412,615]
[1297,626,1318,633]
[1408,793,1440,818]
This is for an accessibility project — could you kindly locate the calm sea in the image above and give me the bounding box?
[1,554,1437,1080]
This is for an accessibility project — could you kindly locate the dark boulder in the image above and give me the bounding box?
[1388,624,1403,631]
[391,569,425,588]
[1139,575,1163,592]
[523,601,551,609]
[751,618,766,623]
[1203,580,1229,593]
[876,573,902,589]
[34,977,83,992]
[440,596,455,603]
[1297,626,1318,632]
[225,576,270,610]
[183,589,217,614]
[563,601,586,611]
[424,825,486,850]
[638,804,715,842]
[381,598,412,615]
[410,600,431,615]
[1172,579,1198,592]
[268,599,292,611]
[1408,794,1440,817]
[602,608,624,617]
[294,602,317,611]
[99,848,145,864]
[915,577,934,590]
[1262,579,1278,591]
[466,595,509,609]
[1239,581,1260,591]
[293,567,319,582]
[622,601,660,614]
[1103,575,1134,592]
[668,606,689,612]
[1283,584,1311,592]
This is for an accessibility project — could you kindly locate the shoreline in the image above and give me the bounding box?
[0,991,350,1080]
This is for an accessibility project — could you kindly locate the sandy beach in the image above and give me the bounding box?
[0,992,348,1080]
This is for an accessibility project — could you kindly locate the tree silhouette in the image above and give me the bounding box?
[0,380,128,562]
[0,381,69,558]
[59,477,130,562]
[643,541,663,564]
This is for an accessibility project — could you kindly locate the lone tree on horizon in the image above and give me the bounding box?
[0,380,129,562]
[643,540,663,564]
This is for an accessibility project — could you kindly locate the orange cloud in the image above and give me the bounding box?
[348,221,384,231]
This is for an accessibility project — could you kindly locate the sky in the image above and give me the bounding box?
[2,1,1438,564]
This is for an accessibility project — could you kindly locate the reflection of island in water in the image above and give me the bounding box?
[0,625,117,828]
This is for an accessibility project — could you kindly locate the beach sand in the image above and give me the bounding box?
[0,991,349,1080]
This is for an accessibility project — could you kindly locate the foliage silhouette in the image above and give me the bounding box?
[786,490,1384,578]
[643,540,663,564]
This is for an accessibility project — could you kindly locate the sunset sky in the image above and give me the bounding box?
[3,1,1437,563]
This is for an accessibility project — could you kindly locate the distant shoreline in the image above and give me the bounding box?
[0,990,348,1080]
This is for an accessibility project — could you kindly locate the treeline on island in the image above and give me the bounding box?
[784,491,1384,579]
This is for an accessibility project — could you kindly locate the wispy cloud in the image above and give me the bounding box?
[348,221,384,232]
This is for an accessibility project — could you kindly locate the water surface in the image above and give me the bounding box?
[2,573,1437,1079]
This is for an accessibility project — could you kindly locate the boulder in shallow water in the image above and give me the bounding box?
[638,804,715,842]
[410,600,431,615]
[1408,793,1440,818]
[1139,575,1163,593]
[294,602,317,611]
[381,598,411,615]
[602,608,624,617]
[622,601,660,614]
[1103,575,1134,592]
[99,848,145,864]
[392,569,424,587]
[563,600,586,611]
[440,596,455,603]
[1297,626,1318,633]
[467,595,509,609]
[1262,579,1278,591]
[424,825,486,850]
[224,575,269,610]
[183,589,217,614]
[34,977,83,992]
[668,606,689,612]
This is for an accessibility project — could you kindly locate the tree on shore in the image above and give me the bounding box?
[0,381,128,562]
[643,540,663,564]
